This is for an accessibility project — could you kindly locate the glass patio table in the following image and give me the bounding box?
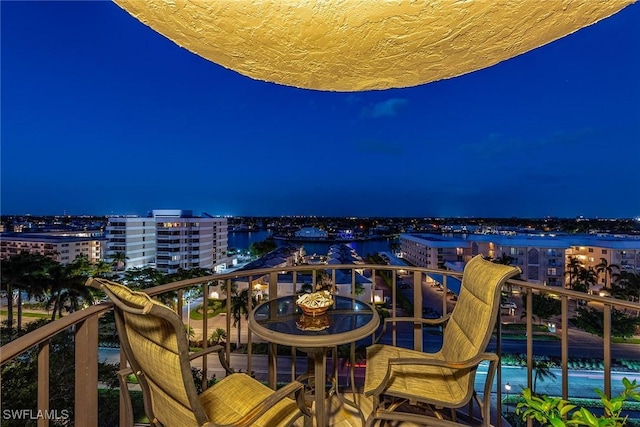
[248,294,380,426]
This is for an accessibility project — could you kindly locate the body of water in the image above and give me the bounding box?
[228,230,395,257]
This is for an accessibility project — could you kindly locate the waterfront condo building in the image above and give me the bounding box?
[400,234,471,270]
[468,234,569,287]
[400,232,640,289]
[152,209,228,274]
[400,233,569,286]
[565,235,640,287]
[105,210,228,274]
[0,232,105,265]
[105,216,156,270]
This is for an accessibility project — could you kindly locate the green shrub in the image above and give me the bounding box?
[98,389,147,426]
[516,378,640,427]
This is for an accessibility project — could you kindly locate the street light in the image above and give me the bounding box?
[187,297,191,331]
[504,382,512,413]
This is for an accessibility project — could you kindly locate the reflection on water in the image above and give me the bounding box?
[228,230,395,257]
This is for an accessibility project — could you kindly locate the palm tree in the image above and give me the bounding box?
[520,293,562,325]
[315,270,331,291]
[493,253,517,296]
[183,267,212,279]
[91,260,113,278]
[220,279,238,298]
[68,254,93,276]
[185,325,195,344]
[123,266,164,289]
[1,252,29,328]
[565,256,583,290]
[110,251,128,271]
[389,241,401,256]
[52,283,94,316]
[18,257,55,327]
[0,252,54,329]
[595,258,619,289]
[209,328,227,345]
[531,359,557,394]
[230,288,257,348]
[574,267,598,294]
[611,271,640,302]
[44,256,94,320]
[493,253,514,265]
[43,266,78,320]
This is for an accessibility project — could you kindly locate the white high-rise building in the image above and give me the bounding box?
[152,210,228,274]
[105,210,228,274]
[105,216,156,270]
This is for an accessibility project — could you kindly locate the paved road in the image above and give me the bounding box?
[98,347,640,401]
[380,322,640,360]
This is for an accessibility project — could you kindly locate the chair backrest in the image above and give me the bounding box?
[441,255,520,362]
[87,278,208,426]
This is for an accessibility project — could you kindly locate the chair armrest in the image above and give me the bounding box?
[189,345,234,376]
[374,314,451,343]
[385,314,451,327]
[214,380,311,426]
[118,367,134,377]
[388,351,497,370]
[117,368,135,427]
[370,352,498,397]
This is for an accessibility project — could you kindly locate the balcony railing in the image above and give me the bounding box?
[2,263,640,426]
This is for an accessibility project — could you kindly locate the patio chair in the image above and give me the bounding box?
[87,277,309,427]
[363,255,521,427]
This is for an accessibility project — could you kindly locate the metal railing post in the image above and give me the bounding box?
[202,281,209,390]
[561,295,569,401]
[75,316,99,427]
[413,269,422,352]
[37,341,50,427]
[604,304,612,398]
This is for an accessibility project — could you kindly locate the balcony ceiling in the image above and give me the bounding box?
[114,0,634,92]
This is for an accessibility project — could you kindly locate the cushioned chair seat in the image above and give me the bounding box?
[201,373,301,427]
[364,344,467,407]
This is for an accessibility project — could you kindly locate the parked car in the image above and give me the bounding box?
[500,300,517,310]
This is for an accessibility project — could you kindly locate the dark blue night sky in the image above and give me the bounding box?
[2,2,639,218]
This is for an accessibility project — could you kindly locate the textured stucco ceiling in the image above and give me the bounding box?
[114,0,635,92]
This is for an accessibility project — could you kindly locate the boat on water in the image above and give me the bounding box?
[271,234,376,242]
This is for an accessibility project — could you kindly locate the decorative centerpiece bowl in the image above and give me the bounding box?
[296,290,334,317]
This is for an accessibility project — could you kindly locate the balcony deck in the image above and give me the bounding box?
[294,393,413,426]
[2,262,640,426]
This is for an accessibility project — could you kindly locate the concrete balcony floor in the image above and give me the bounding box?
[291,391,498,426]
